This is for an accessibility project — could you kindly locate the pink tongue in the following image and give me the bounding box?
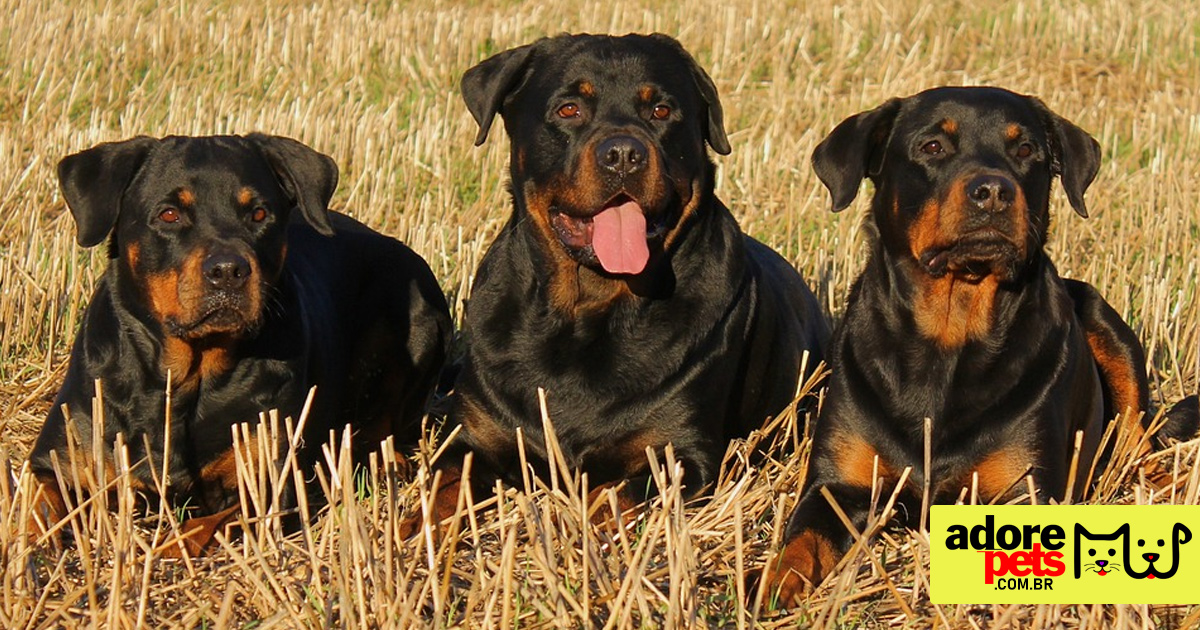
[591,200,649,274]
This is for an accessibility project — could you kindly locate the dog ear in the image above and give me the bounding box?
[1175,523,1192,545]
[461,42,538,147]
[247,134,337,236]
[1035,99,1101,218]
[687,49,731,155]
[650,34,731,155]
[811,99,902,212]
[57,137,158,248]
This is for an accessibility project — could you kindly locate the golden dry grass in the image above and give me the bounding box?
[0,0,1197,627]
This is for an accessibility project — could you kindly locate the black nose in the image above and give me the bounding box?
[967,175,1016,213]
[1097,560,1107,567]
[1144,553,1159,563]
[596,136,647,175]
[202,252,252,290]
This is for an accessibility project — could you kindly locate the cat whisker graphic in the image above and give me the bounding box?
[1082,561,1122,576]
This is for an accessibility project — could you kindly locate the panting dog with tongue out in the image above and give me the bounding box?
[401,33,830,533]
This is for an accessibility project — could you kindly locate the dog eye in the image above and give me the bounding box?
[557,103,581,119]
[651,104,672,120]
[1108,548,1115,556]
[250,207,268,223]
[1016,142,1035,158]
[921,140,944,155]
[158,207,181,223]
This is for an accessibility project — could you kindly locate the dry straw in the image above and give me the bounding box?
[0,0,1196,627]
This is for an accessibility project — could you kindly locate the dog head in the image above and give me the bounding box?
[812,86,1100,284]
[462,32,730,276]
[58,134,336,341]
[1127,522,1192,580]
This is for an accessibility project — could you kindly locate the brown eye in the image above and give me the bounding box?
[251,207,268,222]
[1016,142,1034,158]
[652,104,671,120]
[159,207,181,223]
[921,140,944,155]
[557,103,580,118]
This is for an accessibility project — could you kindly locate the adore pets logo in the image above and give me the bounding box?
[930,506,1200,603]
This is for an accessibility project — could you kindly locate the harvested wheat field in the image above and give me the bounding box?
[1,0,1197,627]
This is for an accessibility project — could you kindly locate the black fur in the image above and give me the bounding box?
[761,87,1193,606]
[31,134,451,548]
[420,33,828,522]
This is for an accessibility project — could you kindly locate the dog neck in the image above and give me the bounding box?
[872,241,1050,352]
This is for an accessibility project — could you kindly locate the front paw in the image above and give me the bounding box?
[157,504,241,558]
[586,482,642,527]
[752,530,840,610]
[397,513,426,541]
[26,479,70,550]
[399,466,467,541]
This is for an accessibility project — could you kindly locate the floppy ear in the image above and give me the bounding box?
[461,43,538,146]
[811,99,902,212]
[1035,99,1101,218]
[57,136,157,248]
[247,133,337,236]
[1175,523,1192,545]
[687,52,731,155]
[649,34,731,155]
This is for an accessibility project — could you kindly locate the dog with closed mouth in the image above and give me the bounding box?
[29,134,452,555]
[405,33,829,532]
[758,86,1199,607]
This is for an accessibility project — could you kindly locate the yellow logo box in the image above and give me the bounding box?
[929,505,1200,604]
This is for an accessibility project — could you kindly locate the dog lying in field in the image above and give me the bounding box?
[403,33,830,533]
[758,86,1200,606]
[29,134,452,555]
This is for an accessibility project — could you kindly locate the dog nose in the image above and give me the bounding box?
[1144,553,1159,562]
[967,175,1016,213]
[202,252,252,290]
[596,136,647,175]
[1097,560,1107,567]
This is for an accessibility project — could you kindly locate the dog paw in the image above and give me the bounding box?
[586,483,641,527]
[750,530,840,610]
[157,505,240,558]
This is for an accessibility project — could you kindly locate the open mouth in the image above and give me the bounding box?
[549,194,671,275]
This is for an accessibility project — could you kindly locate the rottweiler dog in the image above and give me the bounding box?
[404,33,829,532]
[759,87,1199,606]
[29,134,452,554]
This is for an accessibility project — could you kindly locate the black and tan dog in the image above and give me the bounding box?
[405,33,829,531]
[759,87,1199,605]
[29,134,451,554]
